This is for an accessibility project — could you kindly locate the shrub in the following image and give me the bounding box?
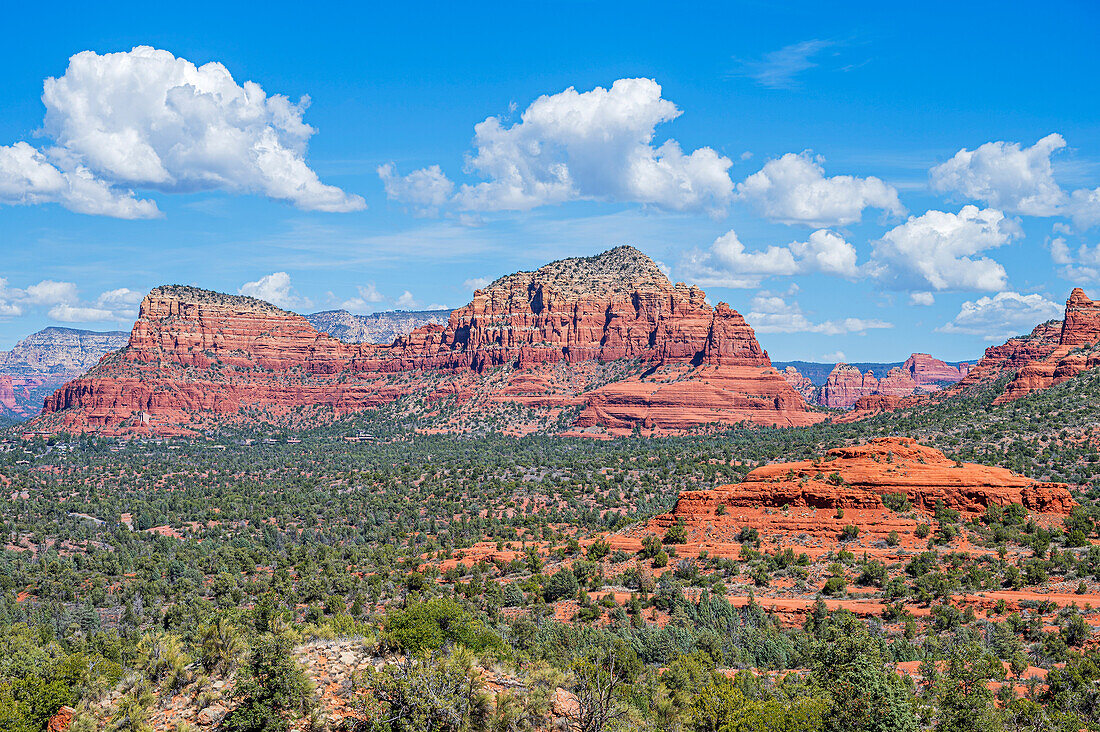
[383,598,495,655]
[663,519,688,545]
[586,539,610,559]
[882,493,911,512]
[543,569,580,603]
[223,631,313,732]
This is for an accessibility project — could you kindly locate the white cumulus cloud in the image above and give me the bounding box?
[0,278,142,322]
[464,277,491,291]
[378,163,454,216]
[239,272,309,310]
[1068,187,1100,230]
[395,290,418,309]
[1048,234,1100,281]
[869,205,1020,292]
[930,133,1067,216]
[24,280,79,305]
[0,279,24,318]
[937,291,1062,340]
[679,228,860,287]
[341,283,387,313]
[738,152,904,227]
[909,291,935,306]
[0,46,363,218]
[0,141,159,218]
[382,78,734,214]
[787,229,860,277]
[745,294,892,335]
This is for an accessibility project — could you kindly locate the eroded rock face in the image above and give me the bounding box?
[1059,288,1100,346]
[781,366,817,402]
[952,321,1063,393]
[662,437,1075,525]
[818,355,968,409]
[821,364,883,409]
[574,364,825,431]
[902,353,970,385]
[38,247,821,434]
[992,288,1100,404]
[47,706,74,732]
[2,327,129,371]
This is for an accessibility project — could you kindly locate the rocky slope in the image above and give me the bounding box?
[305,308,452,344]
[2,327,129,371]
[36,247,822,435]
[0,327,129,419]
[933,288,1100,406]
[950,320,1064,394]
[781,366,817,402]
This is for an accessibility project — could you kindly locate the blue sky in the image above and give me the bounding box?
[2,0,1099,362]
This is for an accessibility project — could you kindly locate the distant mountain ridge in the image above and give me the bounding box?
[1,327,129,420]
[305,309,452,344]
[2,326,129,371]
[776,354,973,409]
[773,358,975,387]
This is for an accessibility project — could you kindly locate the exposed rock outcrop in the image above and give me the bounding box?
[2,327,129,371]
[993,288,1100,404]
[38,247,822,435]
[661,437,1075,524]
[800,355,969,410]
[781,366,818,402]
[902,353,969,385]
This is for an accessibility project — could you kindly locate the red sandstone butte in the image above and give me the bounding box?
[780,366,817,403]
[902,353,970,385]
[37,247,822,435]
[993,288,1100,404]
[949,320,1063,394]
[659,437,1075,529]
[820,354,969,409]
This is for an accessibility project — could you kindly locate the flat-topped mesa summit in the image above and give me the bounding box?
[38,247,822,434]
[124,286,370,372]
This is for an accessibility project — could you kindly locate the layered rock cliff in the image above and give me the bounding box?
[37,247,822,434]
[950,320,1064,393]
[781,366,818,402]
[2,327,129,371]
[993,288,1100,404]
